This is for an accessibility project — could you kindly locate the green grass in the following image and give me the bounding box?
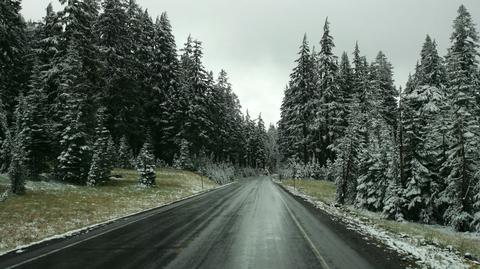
[280,179,480,267]
[0,168,217,253]
[361,213,480,263]
[282,179,336,204]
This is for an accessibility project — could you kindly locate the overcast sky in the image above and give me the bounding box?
[21,0,480,126]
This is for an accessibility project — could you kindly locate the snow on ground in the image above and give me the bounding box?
[283,185,474,269]
[0,169,227,256]
[0,181,233,257]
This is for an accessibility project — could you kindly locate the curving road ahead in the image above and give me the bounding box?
[0,177,411,269]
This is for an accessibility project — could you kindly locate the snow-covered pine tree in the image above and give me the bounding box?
[55,44,92,185]
[338,52,354,123]
[254,115,267,168]
[402,35,446,223]
[353,50,398,212]
[176,37,213,157]
[334,99,362,205]
[438,5,480,231]
[384,89,406,221]
[137,141,156,187]
[56,92,91,184]
[315,19,341,166]
[265,124,281,173]
[96,0,143,148]
[59,0,100,106]
[151,12,180,162]
[118,135,134,169]
[20,65,50,181]
[355,116,393,211]
[9,94,27,195]
[371,51,398,130]
[87,107,113,186]
[0,0,28,118]
[106,135,117,169]
[278,34,317,164]
[173,139,193,170]
[0,101,12,173]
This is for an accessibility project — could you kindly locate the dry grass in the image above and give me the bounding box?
[0,168,217,254]
[279,179,480,265]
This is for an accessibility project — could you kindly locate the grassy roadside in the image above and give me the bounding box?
[280,179,480,267]
[0,168,217,254]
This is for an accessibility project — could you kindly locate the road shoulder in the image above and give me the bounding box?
[275,179,478,269]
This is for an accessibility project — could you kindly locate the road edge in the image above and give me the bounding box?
[0,181,236,258]
[274,179,476,269]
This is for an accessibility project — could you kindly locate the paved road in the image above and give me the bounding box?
[0,177,411,269]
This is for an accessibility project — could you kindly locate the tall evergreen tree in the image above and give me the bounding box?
[137,141,156,187]
[177,37,213,156]
[9,94,27,195]
[439,5,480,231]
[117,135,134,169]
[87,107,113,186]
[0,100,12,172]
[278,34,316,163]
[315,18,341,165]
[371,51,398,130]
[151,12,180,161]
[55,47,92,185]
[20,66,50,181]
[0,0,28,118]
[402,36,446,222]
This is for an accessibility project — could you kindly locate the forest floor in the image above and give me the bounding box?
[279,179,480,269]
[0,168,217,255]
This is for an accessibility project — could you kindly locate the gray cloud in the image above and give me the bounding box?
[21,0,480,126]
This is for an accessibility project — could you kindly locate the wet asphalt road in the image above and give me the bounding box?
[0,177,410,269]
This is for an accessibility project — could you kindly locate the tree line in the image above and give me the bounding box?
[0,0,271,193]
[278,5,480,232]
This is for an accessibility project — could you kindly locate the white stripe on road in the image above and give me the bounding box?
[279,192,332,269]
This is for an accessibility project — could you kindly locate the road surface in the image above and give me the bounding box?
[0,177,411,269]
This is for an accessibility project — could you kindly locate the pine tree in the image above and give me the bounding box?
[355,117,394,211]
[265,124,281,173]
[401,36,446,222]
[278,34,317,163]
[117,135,134,169]
[177,37,213,156]
[338,52,354,123]
[151,12,180,161]
[9,95,27,195]
[0,101,12,172]
[438,5,480,231]
[253,115,267,168]
[0,0,28,118]
[87,107,113,186]
[137,141,156,187]
[315,18,341,165]
[173,139,193,170]
[96,0,143,148]
[56,93,91,184]
[371,51,398,130]
[20,65,50,181]
[334,99,362,204]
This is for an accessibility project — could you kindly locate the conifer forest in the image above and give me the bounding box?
[1,1,480,264]
[278,5,480,232]
[0,0,270,190]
